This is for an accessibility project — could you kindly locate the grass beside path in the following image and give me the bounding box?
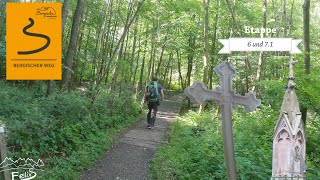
[151,105,320,179]
[0,82,144,179]
[40,113,145,179]
[80,92,184,180]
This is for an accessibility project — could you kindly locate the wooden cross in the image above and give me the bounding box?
[184,61,260,180]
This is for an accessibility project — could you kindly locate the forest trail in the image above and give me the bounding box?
[80,93,185,180]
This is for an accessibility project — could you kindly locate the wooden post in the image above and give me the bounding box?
[0,127,10,180]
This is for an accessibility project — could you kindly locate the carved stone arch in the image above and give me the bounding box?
[295,130,304,142]
[278,129,290,142]
[274,114,291,139]
[293,130,305,174]
[275,128,292,174]
[294,130,303,162]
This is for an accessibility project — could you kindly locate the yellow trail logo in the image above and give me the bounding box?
[17,18,51,55]
[6,2,62,80]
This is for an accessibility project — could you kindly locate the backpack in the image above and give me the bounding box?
[147,81,159,103]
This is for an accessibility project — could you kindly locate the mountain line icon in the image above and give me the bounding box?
[0,157,44,172]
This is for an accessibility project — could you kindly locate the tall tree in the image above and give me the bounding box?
[225,0,237,36]
[47,0,71,96]
[139,24,149,91]
[0,1,6,79]
[62,0,71,33]
[129,14,139,83]
[177,50,184,89]
[199,0,210,113]
[252,0,267,93]
[62,0,85,90]
[155,31,168,77]
[202,0,209,85]
[283,0,287,37]
[301,0,310,124]
[208,0,219,89]
[111,0,134,89]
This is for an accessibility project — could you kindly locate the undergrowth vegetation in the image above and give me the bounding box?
[152,105,320,179]
[0,81,142,179]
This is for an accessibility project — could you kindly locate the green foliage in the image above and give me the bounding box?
[305,116,320,178]
[0,81,141,179]
[257,79,286,108]
[152,106,320,179]
[167,82,181,91]
[0,41,4,56]
[295,60,320,113]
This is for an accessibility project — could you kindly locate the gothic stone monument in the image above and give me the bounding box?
[271,56,306,179]
[184,61,260,180]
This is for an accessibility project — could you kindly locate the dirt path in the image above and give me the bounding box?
[80,93,185,180]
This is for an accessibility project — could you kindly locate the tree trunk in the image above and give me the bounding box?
[62,0,85,90]
[288,0,295,36]
[0,1,5,78]
[46,0,70,95]
[301,0,310,125]
[244,57,252,93]
[252,0,267,93]
[100,0,114,81]
[79,29,91,85]
[123,31,130,84]
[225,0,237,36]
[71,6,87,89]
[163,53,173,86]
[209,2,219,89]
[62,0,70,33]
[202,0,209,85]
[186,35,195,88]
[147,34,156,84]
[133,36,141,86]
[169,64,173,90]
[139,51,146,92]
[155,33,168,77]
[105,0,145,88]
[283,0,287,37]
[199,0,210,113]
[0,1,5,40]
[129,14,139,83]
[177,51,184,89]
[111,1,134,89]
[105,6,120,84]
[0,1,5,42]
[139,26,149,91]
[90,24,103,91]
[119,33,131,94]
[186,35,195,109]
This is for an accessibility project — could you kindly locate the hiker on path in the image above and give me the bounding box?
[143,76,164,129]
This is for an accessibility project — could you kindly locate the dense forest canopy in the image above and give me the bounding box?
[0,0,319,98]
[1,0,318,107]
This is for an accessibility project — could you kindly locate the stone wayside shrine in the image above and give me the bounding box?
[271,56,307,179]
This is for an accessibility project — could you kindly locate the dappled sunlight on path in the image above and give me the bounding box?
[80,93,185,180]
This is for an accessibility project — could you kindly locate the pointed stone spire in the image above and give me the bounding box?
[272,55,306,179]
[280,56,300,126]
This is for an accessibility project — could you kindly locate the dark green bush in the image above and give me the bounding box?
[0,81,141,179]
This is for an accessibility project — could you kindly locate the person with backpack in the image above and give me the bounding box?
[143,76,164,129]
